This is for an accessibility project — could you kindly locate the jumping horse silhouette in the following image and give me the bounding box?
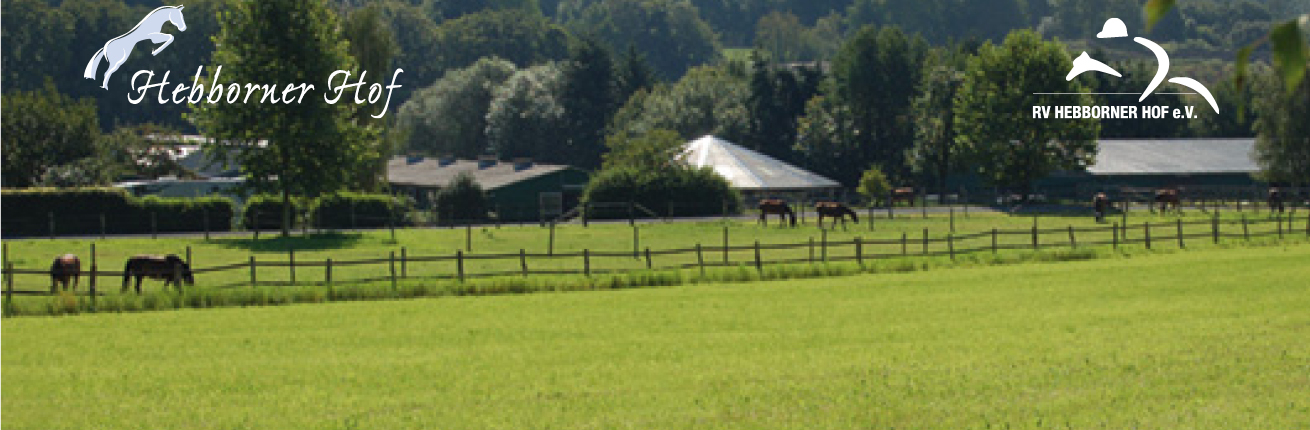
[84,5,187,89]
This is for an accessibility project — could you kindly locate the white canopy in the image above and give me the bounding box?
[679,135,841,191]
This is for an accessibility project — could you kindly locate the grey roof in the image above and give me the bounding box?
[678,135,841,190]
[1088,138,1258,175]
[386,157,575,190]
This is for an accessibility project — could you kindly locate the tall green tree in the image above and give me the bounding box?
[831,25,928,182]
[954,30,1100,200]
[191,0,372,237]
[568,0,720,79]
[433,9,572,74]
[608,65,750,143]
[485,63,569,162]
[1252,74,1310,185]
[1,83,102,187]
[559,36,619,169]
[910,60,964,195]
[398,58,518,157]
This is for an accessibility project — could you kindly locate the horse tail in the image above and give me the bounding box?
[84,47,105,79]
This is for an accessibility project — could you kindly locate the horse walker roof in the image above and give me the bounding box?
[678,135,841,191]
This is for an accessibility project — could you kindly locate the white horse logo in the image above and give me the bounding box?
[84,5,187,90]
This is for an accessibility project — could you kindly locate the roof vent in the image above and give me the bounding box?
[477,155,498,169]
[438,155,456,167]
[406,154,424,164]
[512,157,533,171]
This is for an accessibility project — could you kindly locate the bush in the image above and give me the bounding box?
[857,166,892,204]
[581,166,741,218]
[434,173,489,224]
[241,195,301,231]
[0,187,235,236]
[310,192,412,229]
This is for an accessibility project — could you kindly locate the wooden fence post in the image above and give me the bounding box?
[1305,211,1309,237]
[633,225,640,259]
[950,206,956,233]
[89,242,98,294]
[1177,219,1185,248]
[991,228,998,254]
[948,233,955,260]
[644,248,653,270]
[583,249,591,277]
[456,250,465,282]
[696,244,705,276]
[288,249,296,285]
[901,232,908,256]
[465,225,472,252]
[1145,222,1152,249]
[249,256,257,286]
[753,241,762,272]
[821,229,828,262]
[1068,225,1077,249]
[722,227,729,264]
[1242,216,1249,241]
[922,228,929,255]
[1277,213,1284,240]
[389,251,397,293]
[4,263,13,314]
[1212,214,1220,244]
[1031,225,1039,250]
[520,249,528,277]
[548,222,556,256]
[325,258,333,286]
[185,246,192,268]
[855,237,863,266]
[1113,223,1119,249]
[401,247,408,279]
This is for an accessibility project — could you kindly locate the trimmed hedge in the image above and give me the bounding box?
[0,187,236,236]
[581,167,742,218]
[241,195,301,231]
[310,192,412,229]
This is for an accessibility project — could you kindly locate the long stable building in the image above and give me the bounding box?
[386,156,589,222]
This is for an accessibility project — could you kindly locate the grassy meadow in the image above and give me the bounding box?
[2,209,1306,315]
[3,244,1308,429]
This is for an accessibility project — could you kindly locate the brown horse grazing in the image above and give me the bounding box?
[1092,193,1110,223]
[815,202,858,228]
[1268,188,1286,213]
[1154,189,1181,213]
[49,254,81,292]
[758,199,797,227]
[122,255,193,293]
[889,188,916,207]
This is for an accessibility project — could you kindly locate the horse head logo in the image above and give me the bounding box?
[84,5,187,90]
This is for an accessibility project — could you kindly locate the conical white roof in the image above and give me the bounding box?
[679,135,841,191]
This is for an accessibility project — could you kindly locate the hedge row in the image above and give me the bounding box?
[0,188,236,236]
[241,193,413,230]
[581,166,742,218]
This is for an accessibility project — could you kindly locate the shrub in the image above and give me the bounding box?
[581,166,741,218]
[310,192,412,229]
[241,195,301,231]
[857,166,892,204]
[434,173,489,224]
[0,187,235,236]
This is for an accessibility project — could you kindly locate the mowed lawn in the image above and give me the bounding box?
[3,245,1308,429]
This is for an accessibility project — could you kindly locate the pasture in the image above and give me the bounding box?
[2,209,1306,315]
[3,244,1308,429]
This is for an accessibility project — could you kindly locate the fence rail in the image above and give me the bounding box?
[4,213,1307,305]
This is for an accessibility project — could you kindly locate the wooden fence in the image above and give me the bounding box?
[4,213,1307,305]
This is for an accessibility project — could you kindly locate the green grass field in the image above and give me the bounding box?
[3,210,1306,315]
[3,244,1308,429]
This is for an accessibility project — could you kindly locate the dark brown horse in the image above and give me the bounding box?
[815,202,858,228]
[1154,189,1181,213]
[1092,193,1110,223]
[123,255,193,293]
[758,199,797,227]
[49,254,81,292]
[890,188,916,207]
[1268,188,1286,213]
